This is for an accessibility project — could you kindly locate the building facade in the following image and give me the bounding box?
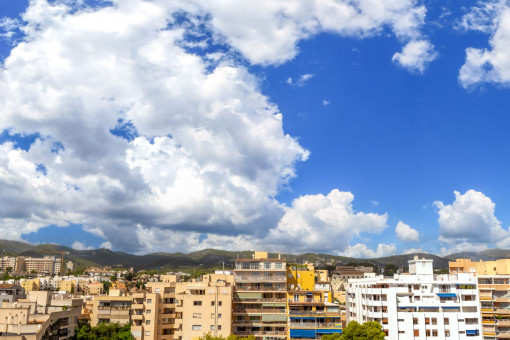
[347,257,482,340]
[233,252,288,339]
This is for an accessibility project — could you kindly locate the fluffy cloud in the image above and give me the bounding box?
[402,248,427,255]
[459,2,510,87]
[71,241,94,250]
[440,242,489,256]
[392,39,437,73]
[395,221,420,242]
[435,190,510,247]
[265,189,389,254]
[343,243,396,258]
[206,0,434,68]
[0,0,417,254]
[0,0,307,251]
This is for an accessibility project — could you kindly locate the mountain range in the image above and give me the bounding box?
[1,239,509,272]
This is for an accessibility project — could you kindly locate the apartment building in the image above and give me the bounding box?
[287,265,342,339]
[449,258,510,340]
[0,256,16,271]
[90,293,133,327]
[347,257,482,340]
[233,251,288,339]
[0,284,25,303]
[0,290,82,339]
[16,256,62,274]
[176,273,233,340]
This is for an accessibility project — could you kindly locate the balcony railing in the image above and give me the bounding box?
[288,298,324,303]
[289,311,340,316]
[233,308,286,314]
[235,276,287,282]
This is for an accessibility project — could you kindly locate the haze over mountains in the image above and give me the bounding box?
[1,239,509,271]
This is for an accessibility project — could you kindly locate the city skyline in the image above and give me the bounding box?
[0,0,510,256]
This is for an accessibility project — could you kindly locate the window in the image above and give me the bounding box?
[146,320,151,325]
[426,330,431,337]
[155,288,160,293]
[145,331,150,336]
[432,318,437,325]
[218,325,222,330]
[218,313,222,319]
[432,330,438,337]
[413,318,418,325]
[192,325,202,331]
[193,313,202,318]
[425,318,430,324]
[211,313,215,318]
[147,299,152,303]
[194,301,202,306]
[218,301,222,306]
[445,330,450,337]
[147,309,151,314]
[444,318,449,325]
[275,263,283,269]
[264,262,271,269]
[210,325,215,330]
[211,301,215,306]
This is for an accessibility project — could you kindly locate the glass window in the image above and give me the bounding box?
[192,325,202,331]
[194,301,202,306]
[147,299,152,303]
[218,301,222,306]
[146,320,151,325]
[193,313,201,318]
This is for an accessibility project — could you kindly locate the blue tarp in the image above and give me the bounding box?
[437,293,457,298]
[316,329,342,334]
[290,329,316,338]
[466,330,479,335]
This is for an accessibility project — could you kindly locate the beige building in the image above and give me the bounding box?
[450,258,510,276]
[90,293,132,327]
[176,273,233,340]
[85,282,104,295]
[0,290,82,340]
[0,256,16,272]
[15,256,61,275]
[450,258,510,340]
[130,273,234,340]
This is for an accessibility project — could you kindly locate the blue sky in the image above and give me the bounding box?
[1,0,510,256]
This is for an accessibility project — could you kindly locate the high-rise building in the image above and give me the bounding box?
[348,257,482,340]
[449,258,510,340]
[287,264,342,339]
[233,251,288,339]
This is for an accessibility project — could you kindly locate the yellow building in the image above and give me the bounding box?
[21,278,40,292]
[287,265,315,291]
[450,258,510,275]
[59,280,75,293]
[315,270,329,282]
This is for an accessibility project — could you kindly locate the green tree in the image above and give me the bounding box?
[103,281,112,293]
[338,321,385,340]
[73,320,134,340]
[199,333,256,340]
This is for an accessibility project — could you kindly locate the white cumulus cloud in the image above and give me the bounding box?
[459,2,510,87]
[392,39,437,73]
[71,241,94,250]
[265,189,389,254]
[343,243,396,258]
[435,190,510,248]
[395,221,420,242]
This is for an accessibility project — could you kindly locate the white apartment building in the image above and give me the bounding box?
[347,257,482,340]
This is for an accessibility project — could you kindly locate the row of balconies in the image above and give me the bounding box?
[233,308,286,314]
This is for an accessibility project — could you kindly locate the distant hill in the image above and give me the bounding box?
[2,239,510,272]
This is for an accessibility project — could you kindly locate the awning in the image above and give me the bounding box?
[398,306,417,309]
[437,293,457,298]
[442,307,460,309]
[316,329,342,334]
[290,317,316,320]
[466,330,479,335]
[420,306,439,308]
[290,329,316,338]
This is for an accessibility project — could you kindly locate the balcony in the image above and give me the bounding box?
[288,298,324,304]
[497,309,510,315]
[235,276,287,282]
[289,311,340,317]
[234,298,287,303]
[498,321,510,327]
[290,323,341,329]
[234,308,286,314]
[235,331,287,337]
[131,314,143,321]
